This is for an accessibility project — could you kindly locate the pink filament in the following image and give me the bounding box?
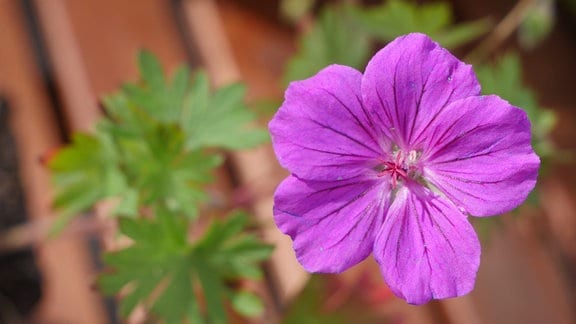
[377,158,408,188]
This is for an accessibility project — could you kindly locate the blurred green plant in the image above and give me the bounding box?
[51,52,267,222]
[282,276,346,324]
[284,6,370,84]
[49,51,271,323]
[282,274,391,324]
[518,0,555,49]
[285,0,491,83]
[350,0,491,48]
[280,0,315,23]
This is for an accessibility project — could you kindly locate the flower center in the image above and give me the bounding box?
[375,150,421,188]
[377,160,407,188]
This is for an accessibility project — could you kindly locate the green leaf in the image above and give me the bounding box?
[195,260,227,324]
[138,50,166,90]
[100,216,193,321]
[49,133,126,221]
[182,72,269,150]
[100,211,272,323]
[111,51,268,154]
[113,189,139,217]
[150,259,195,323]
[284,6,371,83]
[103,103,222,218]
[125,50,189,122]
[350,0,489,49]
[231,291,264,317]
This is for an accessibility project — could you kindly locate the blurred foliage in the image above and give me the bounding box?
[251,98,284,119]
[50,132,125,230]
[109,51,268,151]
[282,276,345,324]
[350,0,491,49]
[285,0,490,83]
[519,0,555,49]
[282,275,390,324]
[284,6,370,83]
[50,51,267,222]
[280,0,315,23]
[49,51,271,323]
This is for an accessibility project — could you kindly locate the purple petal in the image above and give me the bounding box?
[269,65,383,181]
[273,175,389,273]
[374,186,480,305]
[422,95,540,216]
[362,33,480,149]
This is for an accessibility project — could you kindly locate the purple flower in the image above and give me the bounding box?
[269,33,540,304]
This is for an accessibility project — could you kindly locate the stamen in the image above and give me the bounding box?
[376,158,408,188]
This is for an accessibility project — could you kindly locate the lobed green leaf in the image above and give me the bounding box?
[100,211,272,323]
[182,73,269,150]
[49,133,127,230]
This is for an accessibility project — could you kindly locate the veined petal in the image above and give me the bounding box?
[269,65,383,181]
[422,95,540,216]
[273,175,389,273]
[362,33,480,149]
[374,186,480,305]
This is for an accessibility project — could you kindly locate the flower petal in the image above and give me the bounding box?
[273,175,389,273]
[269,65,383,181]
[422,95,540,216]
[362,33,480,149]
[374,186,480,305]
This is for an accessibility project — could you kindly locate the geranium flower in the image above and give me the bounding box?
[269,33,540,304]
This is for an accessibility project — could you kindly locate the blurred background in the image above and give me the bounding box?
[0,0,575,323]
